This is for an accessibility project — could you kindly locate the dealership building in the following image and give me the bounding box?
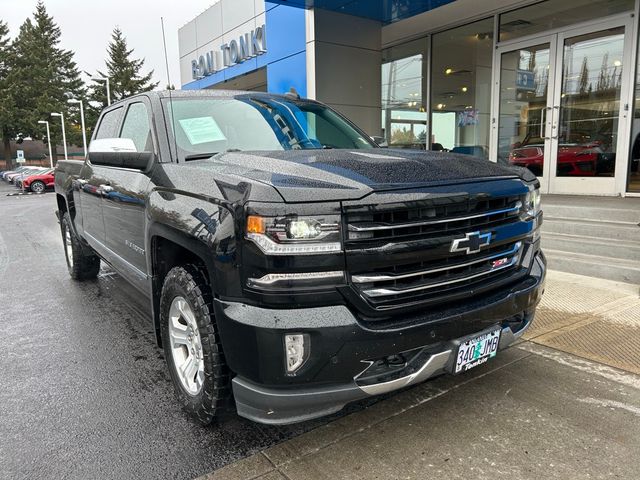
[179,0,640,197]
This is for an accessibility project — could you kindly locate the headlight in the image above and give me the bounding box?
[524,187,541,218]
[246,214,342,255]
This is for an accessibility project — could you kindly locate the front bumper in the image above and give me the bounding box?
[216,252,546,425]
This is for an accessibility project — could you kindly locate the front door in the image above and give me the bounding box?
[101,100,153,294]
[494,17,634,195]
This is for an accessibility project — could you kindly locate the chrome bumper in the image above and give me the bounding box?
[357,319,532,396]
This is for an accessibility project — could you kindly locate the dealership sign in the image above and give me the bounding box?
[191,25,267,80]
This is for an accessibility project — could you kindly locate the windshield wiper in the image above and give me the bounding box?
[184,153,218,161]
[184,149,243,162]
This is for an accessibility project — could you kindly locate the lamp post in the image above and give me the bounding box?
[91,76,111,106]
[50,112,68,161]
[37,120,54,168]
[68,99,87,157]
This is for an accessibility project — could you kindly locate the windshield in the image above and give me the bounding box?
[163,95,376,161]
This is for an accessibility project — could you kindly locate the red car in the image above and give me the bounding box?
[19,168,55,193]
[509,143,600,176]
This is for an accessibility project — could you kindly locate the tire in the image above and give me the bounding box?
[160,265,229,425]
[30,180,45,193]
[61,212,101,280]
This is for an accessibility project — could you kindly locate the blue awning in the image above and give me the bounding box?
[266,0,456,24]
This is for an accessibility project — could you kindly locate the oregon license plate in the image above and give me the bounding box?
[455,328,501,373]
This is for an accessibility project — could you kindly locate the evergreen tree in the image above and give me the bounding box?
[6,1,85,166]
[0,20,15,168]
[578,57,590,95]
[86,27,159,134]
[596,53,610,92]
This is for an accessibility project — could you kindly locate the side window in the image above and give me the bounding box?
[120,102,152,152]
[94,107,123,139]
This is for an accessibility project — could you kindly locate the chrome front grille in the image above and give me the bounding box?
[346,195,523,245]
[343,194,527,311]
[353,241,522,300]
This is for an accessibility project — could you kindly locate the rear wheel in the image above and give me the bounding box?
[61,212,100,280]
[30,180,45,193]
[160,265,229,425]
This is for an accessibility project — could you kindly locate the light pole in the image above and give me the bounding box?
[50,112,68,161]
[91,76,111,106]
[68,99,87,157]
[37,120,54,168]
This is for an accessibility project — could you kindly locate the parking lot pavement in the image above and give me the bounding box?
[0,183,368,480]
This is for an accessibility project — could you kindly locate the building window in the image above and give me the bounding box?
[499,0,634,42]
[381,38,427,149]
[430,18,494,159]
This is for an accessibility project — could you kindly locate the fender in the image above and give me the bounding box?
[55,192,97,257]
[54,159,85,242]
[146,190,241,346]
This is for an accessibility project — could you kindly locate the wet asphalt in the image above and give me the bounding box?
[0,183,365,480]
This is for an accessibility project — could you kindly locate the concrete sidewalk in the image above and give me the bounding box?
[202,271,640,480]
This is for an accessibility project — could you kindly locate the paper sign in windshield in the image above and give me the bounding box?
[179,116,226,145]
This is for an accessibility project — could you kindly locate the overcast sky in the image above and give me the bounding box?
[0,0,215,89]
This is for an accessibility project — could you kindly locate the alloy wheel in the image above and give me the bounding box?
[64,227,74,268]
[168,296,205,395]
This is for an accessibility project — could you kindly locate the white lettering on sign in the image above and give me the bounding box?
[191,25,266,80]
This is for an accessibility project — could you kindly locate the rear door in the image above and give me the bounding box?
[101,98,155,294]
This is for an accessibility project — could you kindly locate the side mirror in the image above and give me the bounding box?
[371,136,388,148]
[88,138,154,170]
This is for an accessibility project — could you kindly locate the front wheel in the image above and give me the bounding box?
[61,212,100,280]
[30,180,45,193]
[160,265,229,425]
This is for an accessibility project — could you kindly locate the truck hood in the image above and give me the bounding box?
[202,149,535,203]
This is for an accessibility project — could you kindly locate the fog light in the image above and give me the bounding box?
[284,334,308,374]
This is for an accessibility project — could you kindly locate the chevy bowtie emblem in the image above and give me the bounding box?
[450,231,492,255]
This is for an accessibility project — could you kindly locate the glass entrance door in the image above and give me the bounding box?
[550,25,628,194]
[494,18,633,195]
[496,41,555,187]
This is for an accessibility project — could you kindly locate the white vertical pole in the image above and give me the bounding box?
[79,101,87,157]
[45,122,53,167]
[106,78,111,106]
[60,113,68,160]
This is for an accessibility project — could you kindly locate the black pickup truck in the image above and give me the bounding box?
[54,90,545,425]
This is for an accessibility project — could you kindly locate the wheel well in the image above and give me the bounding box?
[152,236,209,285]
[56,193,76,221]
[56,194,67,215]
[150,235,211,346]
